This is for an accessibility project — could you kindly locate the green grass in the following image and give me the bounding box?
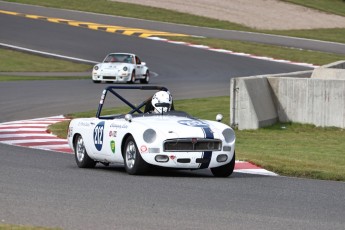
[0,48,92,72]
[0,224,60,230]
[49,96,345,181]
[236,123,345,181]
[5,0,345,44]
[0,76,89,81]
[284,0,345,17]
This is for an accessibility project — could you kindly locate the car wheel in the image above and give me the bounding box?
[123,136,148,175]
[140,70,150,84]
[93,80,101,83]
[210,152,235,177]
[129,71,136,84]
[74,134,96,168]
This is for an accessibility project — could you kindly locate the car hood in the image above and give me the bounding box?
[132,115,224,139]
[98,63,130,69]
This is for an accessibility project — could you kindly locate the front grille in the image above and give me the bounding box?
[163,138,222,152]
[103,76,116,80]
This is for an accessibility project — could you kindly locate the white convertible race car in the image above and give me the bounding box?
[92,53,150,84]
[67,86,236,177]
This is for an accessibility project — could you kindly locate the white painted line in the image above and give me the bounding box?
[235,169,278,176]
[0,43,98,64]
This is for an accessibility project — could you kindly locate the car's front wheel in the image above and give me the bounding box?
[123,136,148,175]
[74,134,96,168]
[129,71,136,84]
[210,152,235,177]
[140,70,150,84]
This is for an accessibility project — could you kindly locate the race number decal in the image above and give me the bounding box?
[94,121,105,151]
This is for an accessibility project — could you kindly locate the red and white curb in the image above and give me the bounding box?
[147,37,319,69]
[0,116,73,154]
[0,116,277,176]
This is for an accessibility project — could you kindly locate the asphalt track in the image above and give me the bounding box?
[1,2,345,229]
[1,0,345,55]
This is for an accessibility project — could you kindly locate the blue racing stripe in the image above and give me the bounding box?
[199,127,214,169]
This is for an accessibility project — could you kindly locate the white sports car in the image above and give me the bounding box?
[67,86,236,177]
[92,53,150,84]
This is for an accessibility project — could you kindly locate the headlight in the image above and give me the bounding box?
[123,66,128,71]
[222,128,235,143]
[143,129,156,143]
[94,65,99,70]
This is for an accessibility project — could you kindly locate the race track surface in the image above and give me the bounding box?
[0,2,344,229]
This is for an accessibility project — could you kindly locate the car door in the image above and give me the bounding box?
[134,55,145,77]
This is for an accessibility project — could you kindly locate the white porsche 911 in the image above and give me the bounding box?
[92,53,150,84]
[67,86,236,177]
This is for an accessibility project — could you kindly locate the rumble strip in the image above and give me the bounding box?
[0,116,277,176]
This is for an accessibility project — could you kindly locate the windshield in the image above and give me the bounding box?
[104,54,134,64]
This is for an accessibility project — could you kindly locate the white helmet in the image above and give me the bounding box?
[151,91,172,113]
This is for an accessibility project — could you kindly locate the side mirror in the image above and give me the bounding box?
[141,62,146,66]
[125,114,132,122]
[216,114,223,122]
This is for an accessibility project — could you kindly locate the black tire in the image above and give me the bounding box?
[140,70,150,84]
[93,80,101,83]
[123,136,149,175]
[74,134,96,168]
[210,152,236,177]
[129,71,136,84]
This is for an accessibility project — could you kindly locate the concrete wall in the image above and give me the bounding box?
[230,61,345,130]
[268,77,345,128]
[230,76,277,130]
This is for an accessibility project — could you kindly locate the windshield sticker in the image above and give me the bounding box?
[94,121,105,151]
[178,120,209,128]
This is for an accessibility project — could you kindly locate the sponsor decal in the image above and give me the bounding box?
[140,145,148,153]
[178,120,209,128]
[93,121,105,151]
[78,121,91,127]
[109,130,117,137]
[110,123,128,129]
[110,140,116,154]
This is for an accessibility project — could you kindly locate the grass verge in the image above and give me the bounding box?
[284,0,345,17]
[49,96,345,181]
[0,48,92,72]
[0,224,60,230]
[0,76,89,81]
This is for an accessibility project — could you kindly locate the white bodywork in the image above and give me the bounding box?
[92,53,149,83]
[68,114,235,170]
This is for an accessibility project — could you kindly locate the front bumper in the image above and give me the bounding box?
[92,70,131,82]
[141,150,235,169]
